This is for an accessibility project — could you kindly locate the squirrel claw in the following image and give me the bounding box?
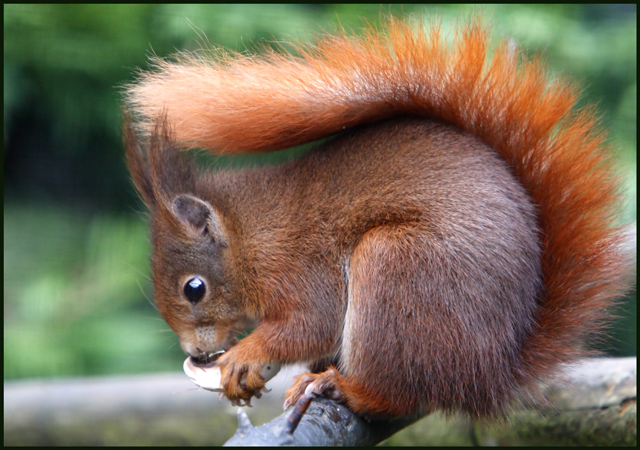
[284,368,345,410]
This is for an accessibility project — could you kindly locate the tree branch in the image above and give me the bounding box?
[3,357,635,446]
[474,357,637,446]
[224,395,419,446]
[223,357,636,446]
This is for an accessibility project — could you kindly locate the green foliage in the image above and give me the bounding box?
[4,204,184,378]
[3,5,636,380]
[4,4,636,207]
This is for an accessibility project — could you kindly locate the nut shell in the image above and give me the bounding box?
[183,354,281,392]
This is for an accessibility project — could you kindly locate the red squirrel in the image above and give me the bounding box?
[124,18,630,418]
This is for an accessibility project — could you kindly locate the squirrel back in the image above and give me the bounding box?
[125,17,630,417]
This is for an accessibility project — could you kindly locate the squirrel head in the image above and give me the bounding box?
[124,116,255,358]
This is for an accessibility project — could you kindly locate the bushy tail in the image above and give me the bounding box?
[125,17,630,388]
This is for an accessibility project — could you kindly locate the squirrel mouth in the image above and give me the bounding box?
[190,350,225,368]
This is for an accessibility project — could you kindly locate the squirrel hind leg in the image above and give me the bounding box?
[285,225,433,417]
[338,223,531,418]
[283,368,346,410]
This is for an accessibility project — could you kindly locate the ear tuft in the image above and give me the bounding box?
[124,113,156,209]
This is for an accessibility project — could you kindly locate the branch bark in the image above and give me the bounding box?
[224,357,636,446]
[224,396,419,446]
[474,357,637,446]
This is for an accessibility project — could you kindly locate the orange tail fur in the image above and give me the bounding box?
[126,17,630,390]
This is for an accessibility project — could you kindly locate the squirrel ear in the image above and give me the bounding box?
[172,194,228,245]
[125,112,199,212]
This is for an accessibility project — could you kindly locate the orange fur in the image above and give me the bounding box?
[125,17,630,417]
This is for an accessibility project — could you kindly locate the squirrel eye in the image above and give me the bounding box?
[184,277,206,304]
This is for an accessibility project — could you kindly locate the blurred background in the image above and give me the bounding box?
[4,4,636,384]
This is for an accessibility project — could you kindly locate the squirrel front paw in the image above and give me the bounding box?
[217,352,266,406]
[283,367,345,410]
